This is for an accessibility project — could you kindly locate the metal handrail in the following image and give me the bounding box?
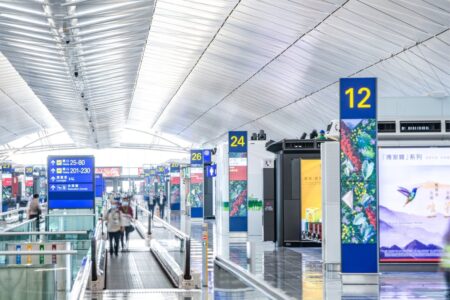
[136,204,192,282]
[0,208,27,217]
[0,250,77,255]
[45,213,96,218]
[70,257,91,300]
[4,218,37,232]
[136,204,188,240]
[0,231,89,236]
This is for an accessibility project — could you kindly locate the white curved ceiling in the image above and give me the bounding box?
[0,0,449,153]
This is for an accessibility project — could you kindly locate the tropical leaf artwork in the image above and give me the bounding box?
[229,180,247,217]
[340,119,377,244]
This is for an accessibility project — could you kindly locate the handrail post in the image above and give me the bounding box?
[91,237,97,281]
[183,237,191,280]
[135,204,138,220]
[147,211,152,235]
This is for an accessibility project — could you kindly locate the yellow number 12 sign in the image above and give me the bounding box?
[340,78,376,119]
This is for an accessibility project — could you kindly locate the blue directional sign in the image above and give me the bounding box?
[95,174,104,197]
[205,164,217,178]
[203,150,212,164]
[48,156,95,209]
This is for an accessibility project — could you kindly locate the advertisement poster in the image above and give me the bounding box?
[300,159,322,233]
[379,147,450,263]
[229,152,248,218]
[95,167,121,177]
[170,163,181,210]
[340,119,377,244]
[190,166,204,218]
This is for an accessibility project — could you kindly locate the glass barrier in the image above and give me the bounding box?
[45,214,96,232]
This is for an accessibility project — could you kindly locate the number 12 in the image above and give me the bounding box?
[345,87,371,109]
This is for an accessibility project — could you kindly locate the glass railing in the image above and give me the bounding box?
[45,213,96,232]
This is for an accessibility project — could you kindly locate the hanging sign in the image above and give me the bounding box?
[48,156,95,209]
[340,78,378,274]
[228,131,248,232]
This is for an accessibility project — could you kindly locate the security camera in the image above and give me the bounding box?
[74,71,78,77]
[81,92,84,98]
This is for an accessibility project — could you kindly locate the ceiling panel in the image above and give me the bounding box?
[0,0,156,148]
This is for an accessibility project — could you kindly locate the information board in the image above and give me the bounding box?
[95,174,104,198]
[340,78,378,274]
[170,163,181,210]
[48,156,95,209]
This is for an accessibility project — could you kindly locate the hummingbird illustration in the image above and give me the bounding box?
[397,187,418,206]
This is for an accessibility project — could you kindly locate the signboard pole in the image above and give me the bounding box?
[228,131,248,232]
[339,78,378,285]
[190,150,204,218]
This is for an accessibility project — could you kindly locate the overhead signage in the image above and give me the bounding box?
[340,78,378,274]
[95,167,121,177]
[203,150,212,164]
[229,131,248,232]
[95,174,104,198]
[191,150,203,165]
[229,131,247,153]
[25,166,33,177]
[48,156,95,209]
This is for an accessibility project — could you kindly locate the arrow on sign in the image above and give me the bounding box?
[51,168,55,173]
[51,177,55,182]
[50,185,56,191]
[51,160,55,165]
[210,167,214,176]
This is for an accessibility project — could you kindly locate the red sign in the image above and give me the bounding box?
[138,167,143,176]
[229,166,247,181]
[190,170,203,184]
[26,180,33,187]
[2,177,12,187]
[170,177,180,185]
[95,167,121,177]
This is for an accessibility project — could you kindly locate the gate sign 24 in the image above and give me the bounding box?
[228,131,247,153]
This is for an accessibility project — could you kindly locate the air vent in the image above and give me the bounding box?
[378,121,396,133]
[446,121,450,132]
[399,121,441,133]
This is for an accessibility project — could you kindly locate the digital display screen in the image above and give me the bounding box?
[48,156,95,209]
[379,147,450,263]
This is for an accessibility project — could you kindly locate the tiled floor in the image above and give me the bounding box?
[161,208,450,300]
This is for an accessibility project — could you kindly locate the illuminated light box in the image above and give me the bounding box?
[379,147,450,263]
[48,156,95,209]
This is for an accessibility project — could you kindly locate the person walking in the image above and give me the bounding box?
[106,201,123,256]
[27,194,42,231]
[148,194,156,219]
[120,197,134,251]
[158,190,167,219]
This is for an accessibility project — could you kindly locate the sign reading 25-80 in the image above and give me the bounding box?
[340,78,376,119]
[228,131,247,153]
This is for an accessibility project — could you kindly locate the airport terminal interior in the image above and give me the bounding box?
[0,0,449,299]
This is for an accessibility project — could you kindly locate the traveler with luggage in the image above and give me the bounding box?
[106,201,123,256]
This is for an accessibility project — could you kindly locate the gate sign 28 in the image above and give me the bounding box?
[228,131,247,153]
[191,150,203,165]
